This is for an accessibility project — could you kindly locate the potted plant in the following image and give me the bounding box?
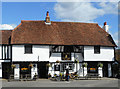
[74,58,79,63]
[29,63,33,68]
[97,63,103,68]
[46,63,51,67]
[56,60,60,63]
[82,62,87,68]
[11,64,16,69]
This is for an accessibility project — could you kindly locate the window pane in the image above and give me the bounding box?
[25,45,32,53]
[94,46,100,54]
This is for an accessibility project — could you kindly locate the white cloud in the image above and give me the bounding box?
[0,24,16,30]
[54,2,118,22]
[99,2,118,14]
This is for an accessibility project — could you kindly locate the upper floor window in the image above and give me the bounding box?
[24,45,32,54]
[62,53,71,60]
[94,46,100,54]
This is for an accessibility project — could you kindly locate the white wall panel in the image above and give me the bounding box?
[12,45,49,62]
[84,46,114,61]
[49,53,61,62]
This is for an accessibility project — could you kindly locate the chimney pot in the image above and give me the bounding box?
[46,11,49,17]
[103,22,109,32]
[45,11,51,25]
[104,22,107,26]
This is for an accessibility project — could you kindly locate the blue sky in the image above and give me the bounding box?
[1,2,119,47]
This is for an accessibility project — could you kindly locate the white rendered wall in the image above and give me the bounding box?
[12,45,49,62]
[12,45,85,62]
[98,67,103,77]
[31,64,38,79]
[78,63,83,76]
[49,53,61,62]
[49,53,75,62]
[84,46,114,61]
[14,64,20,79]
[83,67,87,76]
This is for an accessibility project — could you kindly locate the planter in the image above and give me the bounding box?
[82,62,87,68]
[56,60,60,63]
[74,59,79,63]
[97,63,103,68]
[46,63,51,67]
[11,64,16,68]
[29,63,33,68]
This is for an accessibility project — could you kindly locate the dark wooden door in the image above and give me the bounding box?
[2,62,12,79]
[103,63,108,77]
[37,62,49,78]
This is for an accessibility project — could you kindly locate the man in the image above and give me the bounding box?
[66,68,69,81]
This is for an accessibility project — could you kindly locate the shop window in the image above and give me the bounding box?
[87,62,98,73]
[61,63,74,72]
[62,53,71,60]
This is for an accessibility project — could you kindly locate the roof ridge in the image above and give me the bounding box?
[51,21,98,24]
[21,20,44,23]
[21,20,98,24]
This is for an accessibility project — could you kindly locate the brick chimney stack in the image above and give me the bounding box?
[45,11,51,25]
[103,22,109,32]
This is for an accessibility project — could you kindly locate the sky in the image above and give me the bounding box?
[0,1,119,48]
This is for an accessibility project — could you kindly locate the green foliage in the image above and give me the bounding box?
[74,58,79,63]
[82,62,87,68]
[97,63,103,68]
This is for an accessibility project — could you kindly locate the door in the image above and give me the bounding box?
[2,62,12,79]
[37,62,49,78]
[103,63,108,77]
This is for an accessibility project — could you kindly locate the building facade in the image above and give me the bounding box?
[0,12,116,79]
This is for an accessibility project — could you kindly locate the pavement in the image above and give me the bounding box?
[1,78,119,87]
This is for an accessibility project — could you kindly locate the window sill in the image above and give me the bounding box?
[94,53,100,54]
[24,53,33,54]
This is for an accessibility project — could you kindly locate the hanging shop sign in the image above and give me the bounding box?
[54,65,60,71]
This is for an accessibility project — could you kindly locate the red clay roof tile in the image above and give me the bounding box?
[9,20,116,47]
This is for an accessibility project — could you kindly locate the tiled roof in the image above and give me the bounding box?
[0,30,12,44]
[1,20,116,46]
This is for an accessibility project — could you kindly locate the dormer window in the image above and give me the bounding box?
[24,45,32,54]
[94,46,100,54]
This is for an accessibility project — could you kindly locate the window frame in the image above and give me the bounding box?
[24,45,33,54]
[94,46,100,54]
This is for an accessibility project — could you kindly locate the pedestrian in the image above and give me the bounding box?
[66,68,69,81]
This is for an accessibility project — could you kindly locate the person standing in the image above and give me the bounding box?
[66,68,69,81]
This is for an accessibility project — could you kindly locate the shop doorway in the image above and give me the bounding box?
[2,62,12,79]
[37,62,49,78]
[103,63,108,77]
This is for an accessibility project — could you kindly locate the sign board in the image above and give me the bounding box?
[54,65,60,71]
